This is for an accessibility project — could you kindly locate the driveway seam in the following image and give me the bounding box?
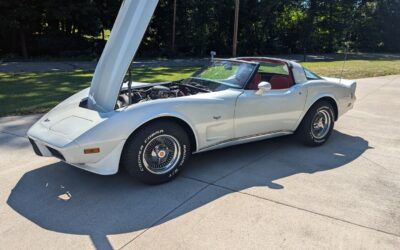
[181,176,400,239]
[118,183,211,250]
[358,75,399,102]
[361,155,400,175]
[0,131,27,139]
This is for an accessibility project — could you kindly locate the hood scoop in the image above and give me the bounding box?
[88,0,159,112]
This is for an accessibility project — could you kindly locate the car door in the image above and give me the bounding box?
[234,84,308,138]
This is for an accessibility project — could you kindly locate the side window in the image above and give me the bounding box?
[258,62,289,75]
[256,62,295,90]
[304,68,321,80]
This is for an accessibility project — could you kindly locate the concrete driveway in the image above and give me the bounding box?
[1,75,399,249]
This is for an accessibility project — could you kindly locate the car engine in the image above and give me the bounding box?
[116,82,209,109]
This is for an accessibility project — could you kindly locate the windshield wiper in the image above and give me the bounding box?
[179,81,211,93]
[190,77,241,89]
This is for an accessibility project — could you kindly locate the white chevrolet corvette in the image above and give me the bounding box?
[27,0,357,184]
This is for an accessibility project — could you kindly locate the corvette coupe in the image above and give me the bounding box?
[27,0,357,184]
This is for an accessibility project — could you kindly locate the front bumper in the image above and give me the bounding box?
[28,136,125,176]
[29,137,66,160]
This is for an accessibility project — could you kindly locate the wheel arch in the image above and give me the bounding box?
[295,95,339,131]
[124,115,198,153]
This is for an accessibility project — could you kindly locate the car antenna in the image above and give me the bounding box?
[128,61,133,105]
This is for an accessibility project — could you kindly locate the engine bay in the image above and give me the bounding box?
[116,81,210,109]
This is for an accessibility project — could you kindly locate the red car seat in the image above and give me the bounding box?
[247,73,262,90]
[269,75,293,90]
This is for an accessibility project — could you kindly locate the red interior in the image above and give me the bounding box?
[241,58,295,90]
[269,75,293,90]
[247,73,262,90]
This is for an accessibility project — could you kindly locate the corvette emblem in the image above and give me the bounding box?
[213,116,221,120]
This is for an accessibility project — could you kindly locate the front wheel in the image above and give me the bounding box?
[121,121,191,184]
[296,101,335,146]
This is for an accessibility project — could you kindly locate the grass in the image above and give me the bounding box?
[1,60,400,117]
[84,29,112,40]
[199,65,239,80]
[0,67,197,117]
[302,60,400,79]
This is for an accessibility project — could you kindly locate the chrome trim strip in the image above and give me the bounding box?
[195,130,293,153]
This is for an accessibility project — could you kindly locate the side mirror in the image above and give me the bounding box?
[256,81,272,95]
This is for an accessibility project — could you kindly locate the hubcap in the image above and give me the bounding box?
[311,109,332,140]
[142,135,181,175]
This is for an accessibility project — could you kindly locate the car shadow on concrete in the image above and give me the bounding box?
[7,131,370,249]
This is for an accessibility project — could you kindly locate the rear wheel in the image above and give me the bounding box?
[121,121,191,184]
[296,101,335,146]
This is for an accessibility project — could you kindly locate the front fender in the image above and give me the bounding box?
[75,102,200,153]
[128,111,200,150]
[76,89,240,156]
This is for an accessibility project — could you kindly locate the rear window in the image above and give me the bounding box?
[304,68,321,80]
[258,62,289,75]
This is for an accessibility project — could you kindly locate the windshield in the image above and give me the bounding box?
[185,60,257,90]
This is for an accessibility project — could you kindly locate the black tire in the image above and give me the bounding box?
[296,101,335,147]
[121,121,191,185]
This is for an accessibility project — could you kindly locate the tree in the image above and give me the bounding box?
[93,0,121,41]
[0,0,399,58]
[0,0,42,58]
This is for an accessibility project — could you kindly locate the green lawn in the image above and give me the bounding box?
[302,60,400,79]
[0,67,197,117]
[1,60,400,117]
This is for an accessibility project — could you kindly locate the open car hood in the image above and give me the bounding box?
[88,0,159,112]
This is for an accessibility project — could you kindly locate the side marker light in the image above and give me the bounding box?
[84,148,100,154]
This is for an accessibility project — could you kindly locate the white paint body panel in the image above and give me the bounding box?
[235,84,308,138]
[88,0,159,112]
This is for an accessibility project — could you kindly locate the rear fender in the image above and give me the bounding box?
[294,92,339,130]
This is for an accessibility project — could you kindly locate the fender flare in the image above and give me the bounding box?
[294,94,339,130]
[125,113,199,152]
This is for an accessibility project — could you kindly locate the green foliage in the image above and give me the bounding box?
[0,0,399,58]
[0,0,121,58]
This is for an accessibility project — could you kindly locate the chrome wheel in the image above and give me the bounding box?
[311,109,332,140]
[142,135,181,175]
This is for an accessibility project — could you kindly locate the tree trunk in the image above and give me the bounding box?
[172,0,177,53]
[19,28,28,59]
[328,1,334,52]
[233,0,240,57]
[303,0,317,56]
